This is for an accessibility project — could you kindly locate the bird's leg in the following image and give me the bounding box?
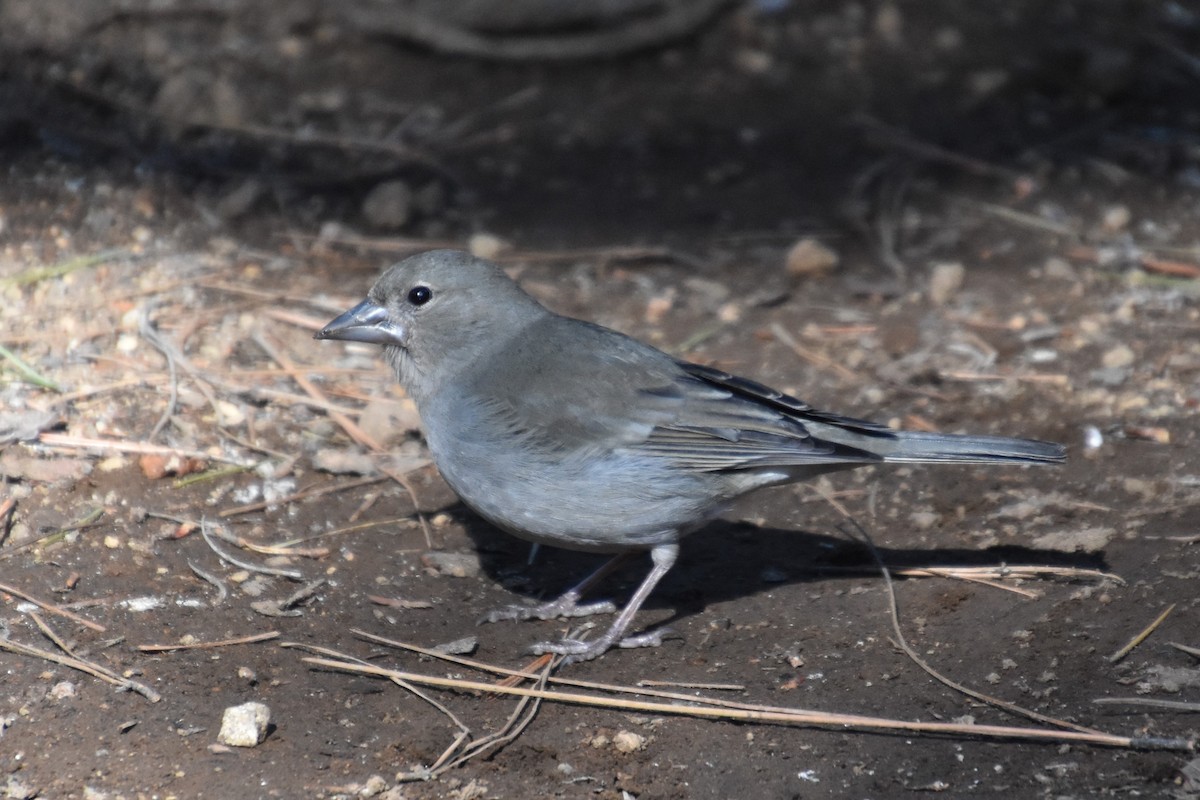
[530,543,679,664]
[478,551,637,625]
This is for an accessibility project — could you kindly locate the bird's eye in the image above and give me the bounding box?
[407,286,432,306]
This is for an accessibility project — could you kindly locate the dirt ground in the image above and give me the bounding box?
[2,1,1199,798]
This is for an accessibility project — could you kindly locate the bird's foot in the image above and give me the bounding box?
[478,594,617,626]
[529,626,676,665]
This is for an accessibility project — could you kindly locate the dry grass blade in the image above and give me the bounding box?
[1169,642,1200,659]
[1093,698,1200,713]
[255,328,435,545]
[843,518,1107,736]
[354,628,774,710]
[187,560,228,602]
[36,432,250,465]
[811,484,1108,737]
[0,248,130,288]
[432,657,556,776]
[769,322,858,383]
[957,197,1079,236]
[199,521,304,580]
[939,370,1071,386]
[136,631,280,652]
[637,679,744,691]
[219,475,388,518]
[281,640,471,778]
[276,516,417,546]
[1109,603,1177,663]
[300,655,1191,750]
[0,637,160,702]
[0,343,62,391]
[29,611,78,657]
[253,329,381,451]
[0,579,106,632]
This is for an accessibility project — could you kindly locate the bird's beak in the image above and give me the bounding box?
[314,299,406,346]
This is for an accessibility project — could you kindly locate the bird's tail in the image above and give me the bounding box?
[877,430,1066,465]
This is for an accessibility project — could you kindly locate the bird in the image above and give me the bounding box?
[315,249,1066,664]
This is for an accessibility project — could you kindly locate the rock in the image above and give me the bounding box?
[784,238,839,277]
[0,453,90,483]
[1101,343,1135,369]
[5,775,35,800]
[1042,257,1077,281]
[0,408,56,443]
[873,3,903,45]
[1089,367,1129,387]
[928,262,965,305]
[733,49,773,75]
[468,233,509,260]
[432,636,477,655]
[217,701,271,747]
[359,774,389,797]
[1031,527,1114,553]
[612,730,646,753]
[1101,204,1131,231]
[420,551,482,578]
[313,447,377,476]
[362,180,413,229]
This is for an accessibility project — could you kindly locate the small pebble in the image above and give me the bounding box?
[1042,257,1077,281]
[432,635,478,656]
[612,730,646,753]
[468,233,509,260]
[1101,344,1135,369]
[733,48,773,75]
[420,551,482,578]
[359,775,389,797]
[928,262,965,305]
[217,701,271,747]
[968,69,1009,97]
[362,180,413,229]
[784,238,839,277]
[1101,205,1131,231]
[49,681,76,700]
[873,3,903,45]
[1026,348,1058,364]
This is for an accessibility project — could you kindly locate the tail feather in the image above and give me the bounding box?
[879,431,1066,465]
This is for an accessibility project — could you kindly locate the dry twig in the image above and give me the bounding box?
[219,475,387,518]
[769,322,858,382]
[1109,604,1176,663]
[301,654,1188,751]
[0,637,160,702]
[136,631,280,652]
[0,580,105,632]
[199,521,304,580]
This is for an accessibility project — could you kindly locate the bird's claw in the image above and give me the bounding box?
[478,597,617,625]
[529,626,675,665]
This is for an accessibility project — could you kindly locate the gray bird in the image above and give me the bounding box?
[316,250,1065,663]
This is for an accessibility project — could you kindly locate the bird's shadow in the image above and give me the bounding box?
[456,510,1108,631]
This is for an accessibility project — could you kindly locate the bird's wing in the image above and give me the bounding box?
[634,362,885,472]
[461,317,882,472]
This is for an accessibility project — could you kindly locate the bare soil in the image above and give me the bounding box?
[1,2,1198,798]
